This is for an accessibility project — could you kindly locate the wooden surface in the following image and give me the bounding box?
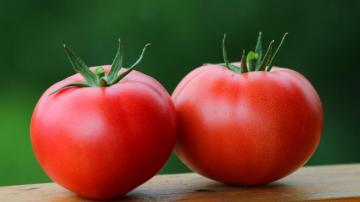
[0,164,359,202]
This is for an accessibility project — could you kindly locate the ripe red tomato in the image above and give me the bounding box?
[172,34,323,185]
[31,42,176,199]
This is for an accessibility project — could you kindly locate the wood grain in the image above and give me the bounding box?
[0,164,359,201]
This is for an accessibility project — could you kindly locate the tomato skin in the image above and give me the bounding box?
[172,64,323,185]
[31,66,176,199]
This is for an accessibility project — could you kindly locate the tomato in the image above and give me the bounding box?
[30,42,176,199]
[172,33,323,185]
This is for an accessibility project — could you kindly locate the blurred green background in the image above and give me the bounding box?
[0,0,359,186]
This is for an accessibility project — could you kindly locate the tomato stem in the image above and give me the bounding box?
[95,66,105,78]
[255,31,263,68]
[50,82,91,95]
[112,43,151,84]
[222,34,230,68]
[220,32,287,73]
[63,44,99,86]
[246,51,258,71]
[51,40,150,95]
[258,40,274,71]
[107,39,124,85]
[267,32,288,71]
[240,50,248,73]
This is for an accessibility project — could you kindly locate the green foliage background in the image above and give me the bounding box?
[0,0,359,186]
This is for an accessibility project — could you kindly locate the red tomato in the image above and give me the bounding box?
[172,64,323,185]
[31,65,176,199]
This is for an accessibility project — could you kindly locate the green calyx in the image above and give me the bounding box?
[222,32,288,73]
[51,39,150,95]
